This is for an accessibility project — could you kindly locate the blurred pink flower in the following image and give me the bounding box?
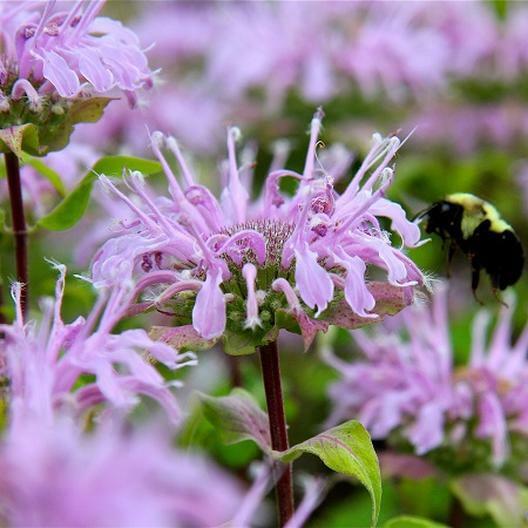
[0,418,243,528]
[0,0,154,105]
[78,1,508,155]
[326,285,528,469]
[407,102,528,154]
[1,263,196,427]
[90,110,422,349]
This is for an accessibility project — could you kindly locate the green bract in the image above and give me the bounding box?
[0,97,112,157]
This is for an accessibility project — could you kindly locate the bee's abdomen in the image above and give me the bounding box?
[469,222,524,290]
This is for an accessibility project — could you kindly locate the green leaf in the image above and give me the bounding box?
[20,154,66,196]
[450,474,528,528]
[276,420,382,527]
[37,155,161,231]
[0,124,39,157]
[35,97,113,155]
[199,388,271,452]
[383,516,448,528]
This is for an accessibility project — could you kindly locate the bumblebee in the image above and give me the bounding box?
[419,193,524,296]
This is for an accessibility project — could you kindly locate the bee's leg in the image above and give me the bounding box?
[471,266,484,305]
[446,242,456,278]
[492,287,508,307]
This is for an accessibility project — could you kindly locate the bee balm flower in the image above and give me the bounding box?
[0,0,154,155]
[0,263,196,426]
[326,285,528,472]
[91,110,423,354]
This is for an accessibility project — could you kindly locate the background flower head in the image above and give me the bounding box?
[326,284,528,473]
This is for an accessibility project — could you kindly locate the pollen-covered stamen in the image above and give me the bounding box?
[219,220,294,266]
[242,263,261,330]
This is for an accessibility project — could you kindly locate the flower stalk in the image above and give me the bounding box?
[4,152,27,318]
[259,340,294,526]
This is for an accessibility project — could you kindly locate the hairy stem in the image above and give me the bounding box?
[5,152,28,318]
[259,340,294,526]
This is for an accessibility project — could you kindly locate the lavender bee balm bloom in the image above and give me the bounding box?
[92,111,423,354]
[326,286,528,472]
[0,1,154,155]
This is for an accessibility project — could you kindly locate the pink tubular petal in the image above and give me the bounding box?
[78,47,114,92]
[222,127,249,223]
[476,391,509,467]
[38,49,80,97]
[343,256,376,317]
[370,198,422,247]
[407,401,445,454]
[294,244,334,316]
[192,269,226,339]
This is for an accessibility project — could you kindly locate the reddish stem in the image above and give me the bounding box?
[5,152,28,318]
[259,340,294,526]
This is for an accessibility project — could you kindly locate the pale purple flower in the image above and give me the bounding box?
[71,1,484,156]
[406,102,528,154]
[91,110,422,350]
[326,285,528,469]
[0,263,196,427]
[0,418,243,528]
[0,0,154,105]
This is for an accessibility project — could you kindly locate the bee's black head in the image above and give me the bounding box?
[418,200,464,241]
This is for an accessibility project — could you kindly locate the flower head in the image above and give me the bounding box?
[326,285,528,473]
[0,1,154,155]
[0,263,196,428]
[91,111,422,353]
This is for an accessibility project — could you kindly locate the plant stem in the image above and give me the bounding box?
[448,497,466,528]
[258,340,294,526]
[4,152,28,319]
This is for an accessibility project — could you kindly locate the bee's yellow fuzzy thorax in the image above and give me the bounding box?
[446,193,511,239]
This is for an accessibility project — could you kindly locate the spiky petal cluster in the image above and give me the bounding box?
[91,111,422,351]
[0,264,196,426]
[0,0,154,111]
[325,285,528,470]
